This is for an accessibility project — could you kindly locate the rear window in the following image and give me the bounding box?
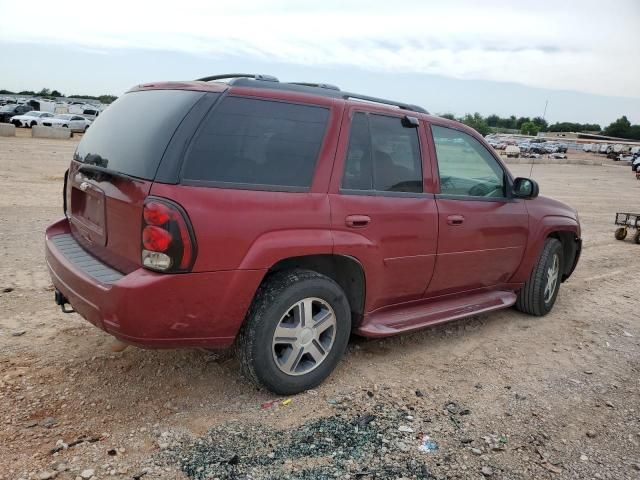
[74,90,204,180]
[182,97,330,189]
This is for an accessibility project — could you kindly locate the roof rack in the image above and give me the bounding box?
[195,73,279,83]
[197,75,428,114]
[289,82,341,91]
[343,93,427,114]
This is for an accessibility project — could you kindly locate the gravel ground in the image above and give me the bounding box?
[0,133,639,480]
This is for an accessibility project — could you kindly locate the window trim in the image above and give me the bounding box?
[178,94,330,192]
[339,110,424,196]
[430,123,514,201]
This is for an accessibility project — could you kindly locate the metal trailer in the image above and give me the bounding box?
[614,212,640,243]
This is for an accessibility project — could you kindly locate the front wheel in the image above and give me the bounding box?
[515,238,563,316]
[237,269,351,395]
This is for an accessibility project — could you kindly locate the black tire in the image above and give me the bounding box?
[634,231,640,245]
[30,121,36,128]
[237,269,351,395]
[515,238,563,316]
[615,227,627,240]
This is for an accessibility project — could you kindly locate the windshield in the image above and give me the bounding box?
[74,89,205,180]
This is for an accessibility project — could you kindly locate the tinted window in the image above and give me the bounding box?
[182,97,329,188]
[74,90,204,180]
[432,126,505,198]
[342,113,422,193]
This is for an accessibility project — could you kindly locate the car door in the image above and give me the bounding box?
[70,116,84,131]
[329,108,438,312]
[425,123,528,297]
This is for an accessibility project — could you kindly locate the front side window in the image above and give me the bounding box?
[342,112,422,193]
[182,97,330,189]
[432,125,505,198]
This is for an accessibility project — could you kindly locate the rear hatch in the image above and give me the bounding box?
[67,89,204,273]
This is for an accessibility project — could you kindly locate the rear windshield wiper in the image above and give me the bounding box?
[78,164,144,183]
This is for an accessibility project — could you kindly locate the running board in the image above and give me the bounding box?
[355,290,517,337]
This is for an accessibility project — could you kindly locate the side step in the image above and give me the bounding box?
[355,290,517,338]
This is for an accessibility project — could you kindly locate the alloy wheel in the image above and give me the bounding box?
[271,297,337,376]
[544,254,560,304]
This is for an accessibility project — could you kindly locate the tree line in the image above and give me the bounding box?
[0,88,117,104]
[439,112,640,140]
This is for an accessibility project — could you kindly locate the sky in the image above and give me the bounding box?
[1,0,639,126]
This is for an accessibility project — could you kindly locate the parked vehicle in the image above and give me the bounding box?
[505,145,520,158]
[45,74,582,394]
[0,104,32,123]
[10,111,55,128]
[42,114,92,132]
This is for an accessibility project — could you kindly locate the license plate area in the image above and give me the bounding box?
[70,181,107,246]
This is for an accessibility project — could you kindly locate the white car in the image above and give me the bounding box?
[42,114,92,133]
[9,111,55,128]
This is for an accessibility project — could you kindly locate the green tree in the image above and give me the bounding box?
[486,114,500,127]
[520,121,539,136]
[604,116,632,138]
[516,116,531,129]
[460,112,490,136]
[37,88,51,96]
[532,116,548,131]
[439,113,456,120]
[51,90,63,97]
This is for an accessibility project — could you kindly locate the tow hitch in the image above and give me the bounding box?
[54,289,75,314]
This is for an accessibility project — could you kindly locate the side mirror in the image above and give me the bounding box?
[513,177,539,199]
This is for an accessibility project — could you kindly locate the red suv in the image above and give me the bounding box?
[45,74,581,394]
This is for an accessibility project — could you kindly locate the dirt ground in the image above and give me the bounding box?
[1,131,639,480]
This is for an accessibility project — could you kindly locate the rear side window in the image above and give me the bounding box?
[74,90,205,180]
[342,112,422,193]
[182,97,330,189]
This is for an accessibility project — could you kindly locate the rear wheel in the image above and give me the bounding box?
[516,238,563,316]
[615,227,627,240]
[30,121,36,128]
[237,269,351,395]
[634,231,640,245]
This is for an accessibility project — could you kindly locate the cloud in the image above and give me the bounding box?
[1,0,638,98]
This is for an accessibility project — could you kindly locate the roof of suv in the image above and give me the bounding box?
[130,73,429,116]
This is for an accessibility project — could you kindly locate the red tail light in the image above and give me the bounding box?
[141,198,196,272]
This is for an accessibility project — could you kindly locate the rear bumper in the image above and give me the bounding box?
[45,218,266,348]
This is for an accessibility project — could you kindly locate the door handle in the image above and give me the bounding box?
[345,215,371,228]
[447,215,465,226]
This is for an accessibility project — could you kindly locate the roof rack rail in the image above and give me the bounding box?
[343,93,428,114]
[289,82,341,91]
[209,76,428,114]
[195,73,279,83]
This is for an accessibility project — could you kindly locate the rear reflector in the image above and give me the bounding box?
[141,197,196,272]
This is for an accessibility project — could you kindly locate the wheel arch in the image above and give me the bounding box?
[547,230,580,281]
[266,254,366,324]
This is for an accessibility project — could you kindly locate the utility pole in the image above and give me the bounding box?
[542,100,548,121]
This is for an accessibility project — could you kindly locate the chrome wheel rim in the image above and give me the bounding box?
[271,297,337,376]
[544,254,560,304]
